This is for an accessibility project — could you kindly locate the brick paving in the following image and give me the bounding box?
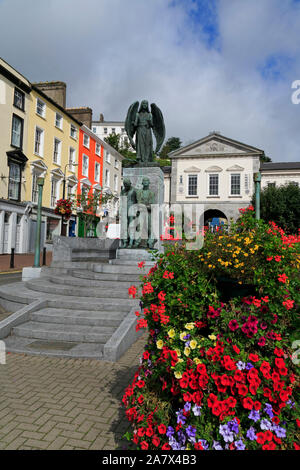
[0,252,52,272]
[0,334,146,450]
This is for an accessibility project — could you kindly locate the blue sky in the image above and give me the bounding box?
[0,0,300,161]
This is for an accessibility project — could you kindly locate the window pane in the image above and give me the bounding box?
[8,163,21,200]
[14,89,24,109]
[35,128,42,154]
[231,174,241,195]
[188,175,197,196]
[209,174,219,195]
[12,115,22,147]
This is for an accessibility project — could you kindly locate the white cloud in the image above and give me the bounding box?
[0,0,300,161]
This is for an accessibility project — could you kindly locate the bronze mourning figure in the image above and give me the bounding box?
[125,100,165,164]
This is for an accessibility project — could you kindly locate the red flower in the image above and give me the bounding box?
[229,320,239,331]
[152,436,160,447]
[128,286,137,298]
[237,384,248,396]
[254,401,261,410]
[243,397,254,410]
[161,443,171,450]
[140,441,148,450]
[145,427,154,437]
[278,273,288,283]
[232,345,240,354]
[249,353,260,362]
[158,424,167,435]
[138,261,145,269]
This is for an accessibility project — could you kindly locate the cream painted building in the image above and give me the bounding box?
[260,162,300,188]
[164,132,263,225]
[0,58,31,253]
[25,85,81,246]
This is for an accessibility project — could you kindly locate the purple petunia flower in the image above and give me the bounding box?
[248,409,260,422]
[235,439,246,450]
[245,362,254,370]
[219,424,234,443]
[166,426,175,438]
[260,419,272,431]
[264,403,274,418]
[176,411,186,425]
[199,439,209,450]
[228,418,239,434]
[184,402,191,412]
[273,425,286,439]
[192,404,202,416]
[212,441,223,450]
[237,361,246,370]
[246,427,257,441]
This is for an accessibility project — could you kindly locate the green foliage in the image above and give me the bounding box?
[159,136,182,159]
[122,209,300,451]
[104,132,137,167]
[74,190,116,237]
[253,183,300,233]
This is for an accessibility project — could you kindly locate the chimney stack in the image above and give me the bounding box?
[99,113,104,122]
[66,107,93,129]
[33,81,67,108]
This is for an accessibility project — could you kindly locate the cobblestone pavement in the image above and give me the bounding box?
[0,334,146,450]
[0,252,52,272]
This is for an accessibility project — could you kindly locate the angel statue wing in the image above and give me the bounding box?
[125,101,139,150]
[151,103,165,154]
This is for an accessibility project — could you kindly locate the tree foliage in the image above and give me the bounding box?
[252,183,300,233]
[159,136,182,160]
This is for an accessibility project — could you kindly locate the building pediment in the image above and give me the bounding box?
[183,166,201,173]
[51,168,64,179]
[205,165,223,172]
[30,159,48,172]
[80,177,91,187]
[169,133,264,158]
[67,174,78,185]
[93,183,102,190]
[226,164,244,171]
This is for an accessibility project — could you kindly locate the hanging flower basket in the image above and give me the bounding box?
[54,198,72,220]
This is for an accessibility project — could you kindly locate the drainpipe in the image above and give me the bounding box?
[33,177,44,267]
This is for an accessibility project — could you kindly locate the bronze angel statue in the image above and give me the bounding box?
[125,100,165,163]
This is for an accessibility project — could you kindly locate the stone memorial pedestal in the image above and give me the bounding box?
[122,166,164,252]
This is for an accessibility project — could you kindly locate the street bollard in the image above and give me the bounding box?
[42,247,47,266]
[10,248,14,269]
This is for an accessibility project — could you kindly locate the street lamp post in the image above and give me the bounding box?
[254,172,261,220]
[33,177,44,268]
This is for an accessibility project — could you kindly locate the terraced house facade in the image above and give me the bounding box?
[25,83,81,244]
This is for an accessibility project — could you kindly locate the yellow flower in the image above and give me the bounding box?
[180,331,188,341]
[208,334,217,341]
[185,322,195,330]
[184,347,191,357]
[190,339,198,349]
[156,340,164,349]
[175,348,181,357]
[168,329,176,338]
[178,358,184,363]
[193,358,202,364]
[174,371,182,379]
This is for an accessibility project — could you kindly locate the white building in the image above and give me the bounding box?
[164,132,263,225]
[261,162,300,188]
[91,114,129,148]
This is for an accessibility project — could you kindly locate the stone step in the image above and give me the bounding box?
[93,263,150,275]
[30,308,125,327]
[12,321,116,343]
[25,279,132,299]
[109,259,155,266]
[3,336,104,359]
[72,270,141,283]
[46,275,134,289]
[0,282,137,312]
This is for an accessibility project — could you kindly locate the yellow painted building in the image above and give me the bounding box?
[25,85,81,242]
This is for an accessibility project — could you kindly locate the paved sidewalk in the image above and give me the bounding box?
[0,252,52,272]
[0,334,146,450]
